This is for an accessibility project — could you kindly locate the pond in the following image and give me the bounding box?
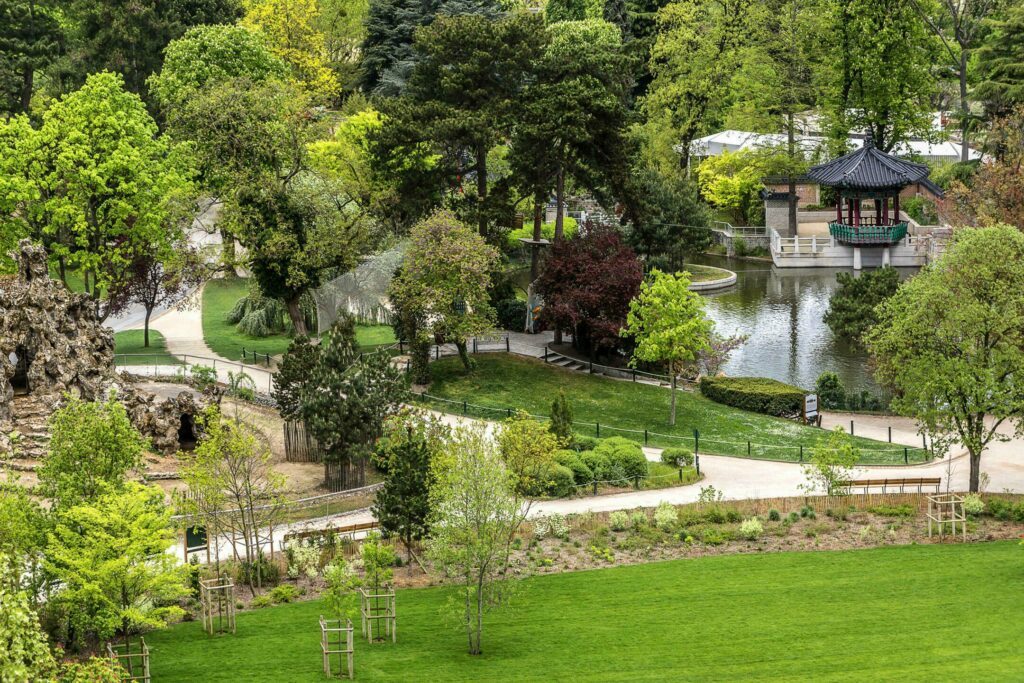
[689,255,916,393]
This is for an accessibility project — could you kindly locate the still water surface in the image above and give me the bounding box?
[690,255,915,393]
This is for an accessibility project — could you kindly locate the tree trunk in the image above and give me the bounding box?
[221,229,237,277]
[19,64,33,114]
[286,296,308,337]
[476,145,488,236]
[143,307,153,347]
[787,112,798,236]
[969,448,981,493]
[530,199,543,282]
[554,168,565,241]
[455,339,473,370]
[669,373,677,426]
[959,53,970,163]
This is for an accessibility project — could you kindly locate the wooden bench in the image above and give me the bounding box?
[842,477,941,494]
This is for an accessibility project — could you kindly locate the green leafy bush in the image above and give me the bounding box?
[581,450,611,481]
[572,436,598,452]
[190,364,218,391]
[815,372,846,410]
[699,526,728,545]
[739,517,763,540]
[984,498,1024,521]
[962,493,985,516]
[495,298,526,331]
[593,437,647,481]
[608,510,629,532]
[554,449,593,486]
[250,595,274,608]
[866,504,914,518]
[699,376,805,418]
[768,509,781,522]
[545,463,577,498]
[660,447,694,467]
[269,585,300,604]
[630,511,648,529]
[654,502,677,529]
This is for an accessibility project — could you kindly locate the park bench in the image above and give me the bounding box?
[842,477,941,494]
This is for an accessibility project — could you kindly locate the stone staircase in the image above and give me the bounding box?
[546,354,589,373]
[8,395,55,463]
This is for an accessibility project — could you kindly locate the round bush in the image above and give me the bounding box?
[608,510,629,532]
[572,436,599,452]
[660,447,694,467]
[544,463,576,498]
[654,502,678,529]
[739,517,763,540]
[554,449,593,486]
[962,492,985,516]
[699,376,806,418]
[581,450,610,481]
[593,437,647,481]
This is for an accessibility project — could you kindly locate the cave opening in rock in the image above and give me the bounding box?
[9,346,31,396]
[178,414,197,451]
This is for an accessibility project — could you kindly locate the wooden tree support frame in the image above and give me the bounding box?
[107,637,151,682]
[199,575,236,635]
[320,615,355,679]
[927,493,967,541]
[359,587,397,643]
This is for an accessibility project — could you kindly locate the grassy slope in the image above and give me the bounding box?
[113,330,181,365]
[421,355,919,463]
[202,278,396,360]
[146,542,1024,681]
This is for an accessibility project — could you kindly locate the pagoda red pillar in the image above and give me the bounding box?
[836,195,843,222]
[854,198,860,227]
[894,193,900,223]
[847,195,854,225]
[881,197,888,225]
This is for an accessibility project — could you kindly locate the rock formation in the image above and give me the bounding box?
[0,240,208,460]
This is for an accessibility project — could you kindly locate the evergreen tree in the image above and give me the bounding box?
[620,167,713,265]
[975,4,1024,119]
[272,335,322,420]
[549,390,574,442]
[824,266,900,345]
[302,316,408,491]
[0,0,62,114]
[372,412,447,567]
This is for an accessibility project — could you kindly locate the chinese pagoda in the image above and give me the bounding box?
[807,135,931,269]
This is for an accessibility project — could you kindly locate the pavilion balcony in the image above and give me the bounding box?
[828,220,908,246]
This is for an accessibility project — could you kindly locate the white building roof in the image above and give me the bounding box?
[688,130,981,163]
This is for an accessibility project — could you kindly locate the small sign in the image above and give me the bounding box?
[804,394,819,419]
[185,525,208,555]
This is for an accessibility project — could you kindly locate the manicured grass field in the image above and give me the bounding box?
[146,542,1024,681]
[420,355,921,463]
[113,330,181,365]
[202,278,396,360]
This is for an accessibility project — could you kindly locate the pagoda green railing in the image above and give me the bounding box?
[828,221,908,245]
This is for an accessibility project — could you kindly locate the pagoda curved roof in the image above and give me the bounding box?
[807,142,931,190]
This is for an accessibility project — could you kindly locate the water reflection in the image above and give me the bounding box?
[691,255,916,392]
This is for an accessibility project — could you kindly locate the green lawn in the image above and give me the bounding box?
[146,542,1024,681]
[419,355,922,463]
[684,263,732,282]
[202,278,397,360]
[113,330,181,365]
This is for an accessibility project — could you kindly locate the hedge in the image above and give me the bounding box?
[698,376,806,418]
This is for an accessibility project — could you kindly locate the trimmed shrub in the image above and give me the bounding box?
[768,509,781,522]
[609,510,629,531]
[545,463,577,498]
[593,437,647,481]
[554,449,593,486]
[581,450,611,481]
[699,376,806,418]
[572,436,598,452]
[739,517,763,540]
[660,447,694,467]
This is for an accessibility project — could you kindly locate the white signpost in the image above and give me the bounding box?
[804,394,819,423]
